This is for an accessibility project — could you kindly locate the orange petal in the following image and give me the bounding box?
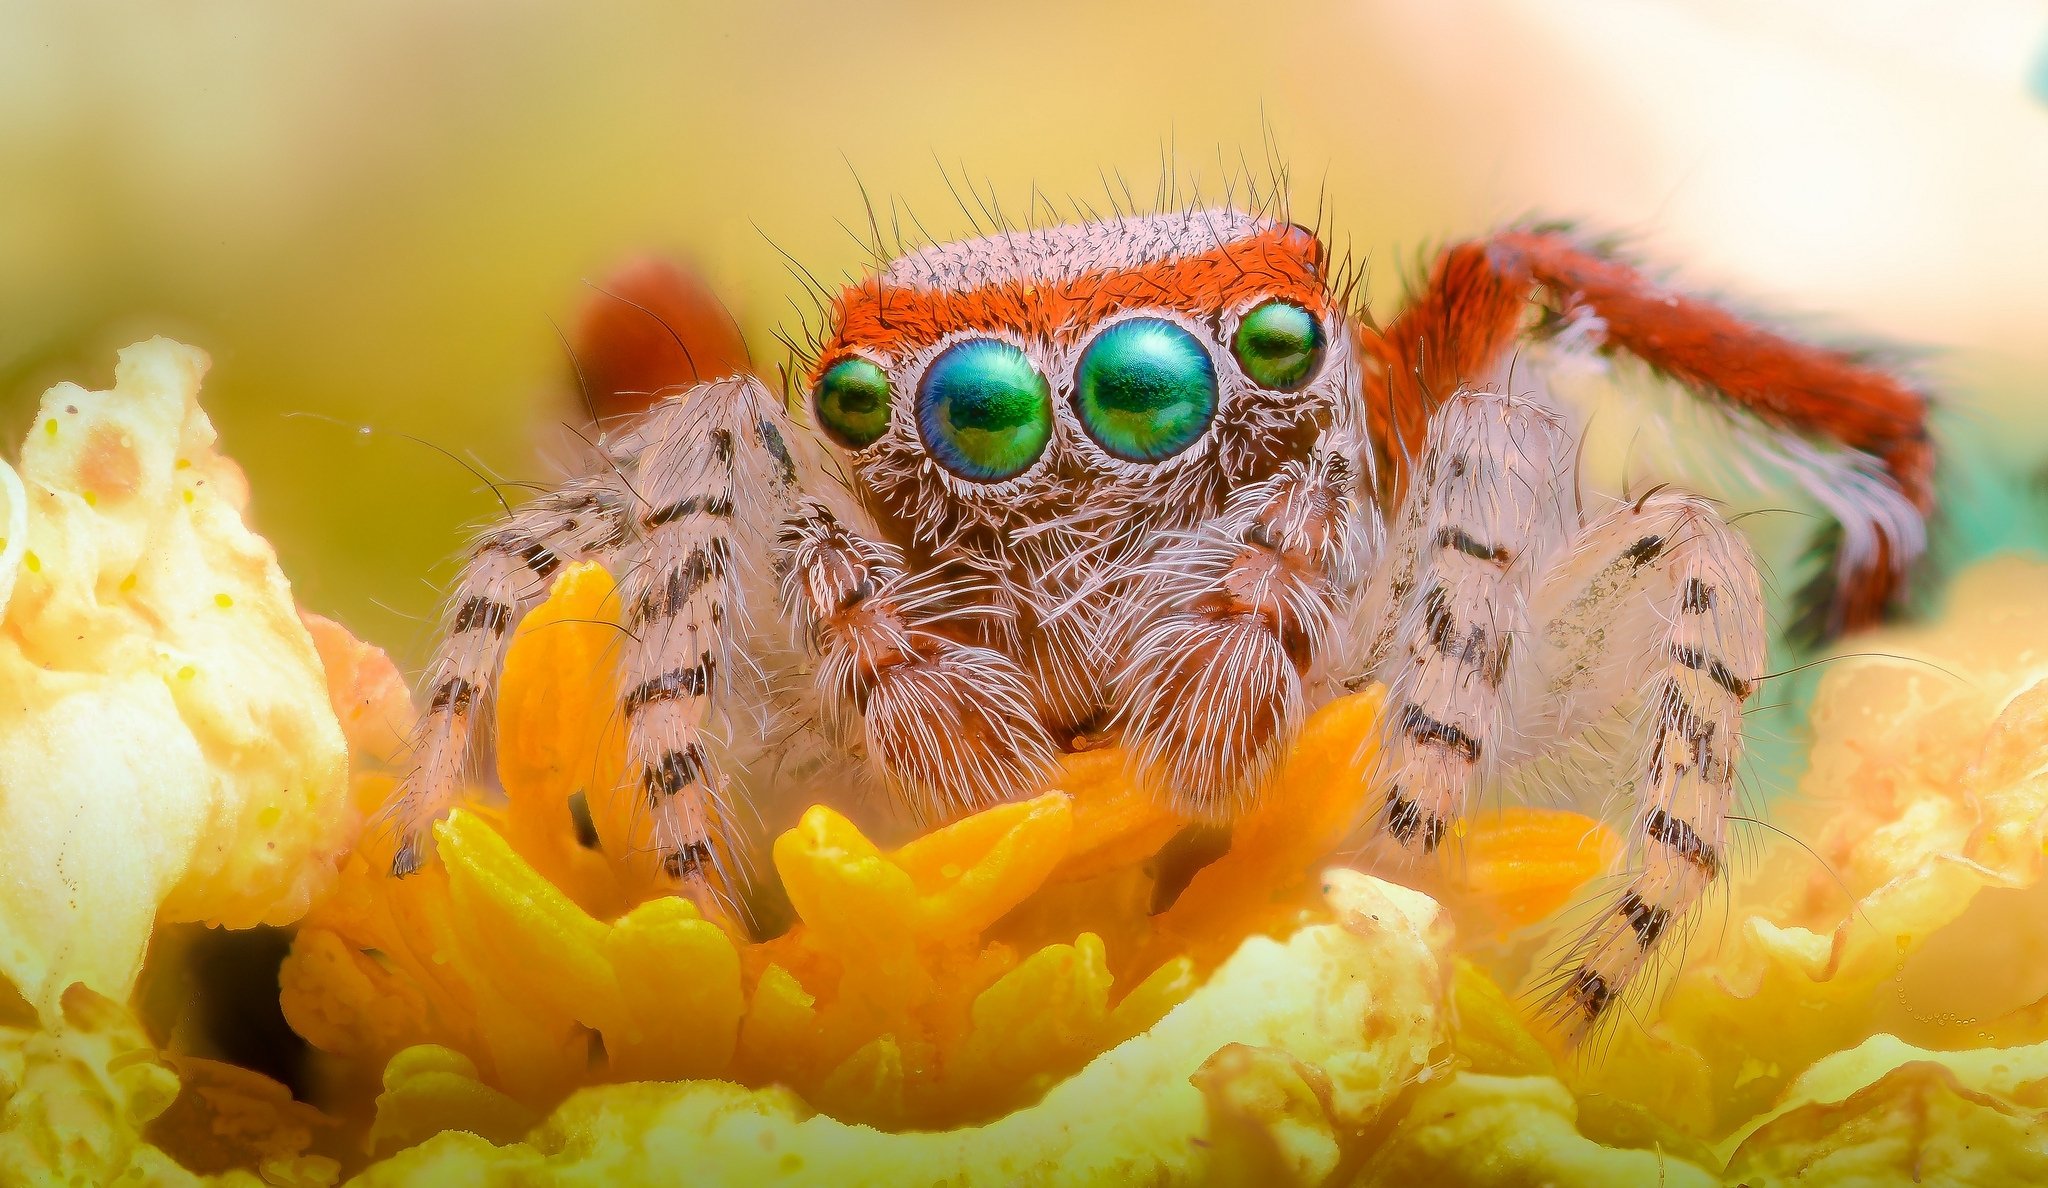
[773,806,928,1004]
[1449,807,1622,937]
[602,896,744,1081]
[892,792,1075,939]
[1156,687,1386,947]
[434,810,619,1032]
[1048,747,1184,884]
[492,562,645,910]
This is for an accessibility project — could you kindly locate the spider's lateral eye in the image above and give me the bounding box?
[1074,318,1218,463]
[1232,300,1325,391]
[917,339,1052,482]
[814,357,892,449]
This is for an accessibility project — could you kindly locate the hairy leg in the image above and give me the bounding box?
[1115,439,1374,819]
[617,375,805,911]
[1365,227,1933,638]
[1358,390,1572,854]
[382,469,633,875]
[1526,491,1764,1044]
[778,500,1059,825]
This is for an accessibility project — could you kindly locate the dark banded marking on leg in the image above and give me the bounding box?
[1646,808,1720,875]
[1436,525,1511,565]
[380,470,636,878]
[629,539,731,628]
[1670,643,1754,699]
[644,493,735,528]
[1620,534,1665,569]
[1421,584,1514,689]
[1399,702,1483,762]
[1384,787,1448,852]
[1681,577,1715,613]
[451,596,513,637]
[430,676,478,715]
[1618,892,1670,946]
[1567,969,1614,1020]
[756,418,797,485]
[662,839,716,880]
[642,743,711,805]
[624,657,719,717]
[517,541,561,579]
[1367,392,1574,863]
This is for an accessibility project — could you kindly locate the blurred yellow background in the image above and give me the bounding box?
[4,0,2045,668]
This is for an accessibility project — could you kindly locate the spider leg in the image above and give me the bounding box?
[1358,389,1573,855]
[778,501,1059,827]
[1525,491,1764,1045]
[1367,228,1932,639]
[617,375,806,913]
[1115,436,1376,819]
[382,468,633,875]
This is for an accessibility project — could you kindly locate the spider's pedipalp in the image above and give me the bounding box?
[382,468,634,875]
[779,499,1059,825]
[1117,437,1375,819]
[1528,492,1764,1044]
[1360,389,1573,856]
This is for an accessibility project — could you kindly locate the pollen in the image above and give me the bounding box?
[215,592,234,608]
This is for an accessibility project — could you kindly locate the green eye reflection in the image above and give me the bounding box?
[1232,300,1325,391]
[917,339,1052,482]
[814,357,891,449]
[1074,318,1217,463]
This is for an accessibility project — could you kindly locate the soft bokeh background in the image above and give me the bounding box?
[4,0,2046,702]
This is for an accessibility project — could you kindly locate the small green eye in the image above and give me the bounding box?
[917,339,1052,482]
[1232,300,1325,391]
[814,357,892,449]
[1074,318,1217,463]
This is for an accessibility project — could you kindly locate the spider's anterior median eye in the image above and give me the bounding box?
[1232,300,1325,391]
[814,357,892,449]
[917,339,1052,482]
[1074,318,1218,463]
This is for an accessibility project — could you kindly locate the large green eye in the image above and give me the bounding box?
[1074,318,1218,463]
[917,339,1052,482]
[1232,300,1325,391]
[814,357,891,449]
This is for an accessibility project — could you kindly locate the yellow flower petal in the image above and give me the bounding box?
[602,895,744,1081]
[350,873,1449,1184]
[366,1046,537,1161]
[0,339,348,1010]
[433,810,619,1035]
[1151,686,1386,960]
[892,792,1074,939]
[493,561,648,912]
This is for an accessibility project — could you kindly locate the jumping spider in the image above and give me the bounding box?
[378,206,1933,1041]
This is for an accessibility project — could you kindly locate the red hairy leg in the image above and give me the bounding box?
[1367,229,1934,636]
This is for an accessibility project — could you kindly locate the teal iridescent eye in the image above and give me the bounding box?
[916,339,1052,482]
[814,357,891,449]
[1232,300,1325,391]
[1074,318,1217,463]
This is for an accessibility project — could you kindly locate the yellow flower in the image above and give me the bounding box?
[30,337,2048,1184]
[0,339,352,1015]
[278,560,1628,1181]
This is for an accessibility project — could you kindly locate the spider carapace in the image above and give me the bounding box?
[379,206,1933,1041]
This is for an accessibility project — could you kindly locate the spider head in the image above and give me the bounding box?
[807,209,1358,557]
